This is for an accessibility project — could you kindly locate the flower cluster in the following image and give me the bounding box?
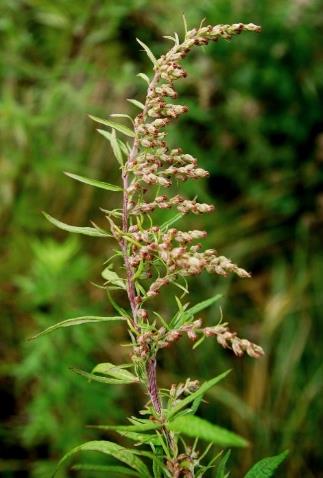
[122,22,263,384]
[203,323,264,358]
[123,23,262,308]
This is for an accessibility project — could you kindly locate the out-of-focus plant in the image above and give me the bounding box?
[32,21,289,477]
[12,237,123,478]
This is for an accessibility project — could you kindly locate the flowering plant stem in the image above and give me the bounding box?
[35,19,288,478]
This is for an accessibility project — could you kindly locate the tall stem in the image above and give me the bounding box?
[121,72,165,415]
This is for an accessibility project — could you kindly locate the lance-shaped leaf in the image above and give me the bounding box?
[167,370,230,419]
[111,129,124,166]
[43,212,109,237]
[137,72,150,85]
[173,293,222,328]
[215,451,231,478]
[186,294,222,317]
[29,316,124,340]
[97,129,129,155]
[53,440,151,478]
[117,430,161,445]
[64,172,122,192]
[89,115,135,137]
[89,422,161,433]
[127,98,145,110]
[244,450,289,478]
[102,267,126,289]
[169,415,248,447]
[136,38,157,65]
[72,368,139,385]
[72,464,139,476]
[92,363,137,382]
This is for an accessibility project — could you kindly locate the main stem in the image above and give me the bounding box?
[121,72,163,415]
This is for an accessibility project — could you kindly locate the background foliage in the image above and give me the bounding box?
[1,0,322,476]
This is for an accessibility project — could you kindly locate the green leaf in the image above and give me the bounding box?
[90,422,161,433]
[53,440,151,477]
[72,464,139,476]
[110,113,134,123]
[215,451,231,478]
[97,129,129,155]
[72,368,139,385]
[137,72,150,85]
[93,363,137,382]
[29,316,124,340]
[64,172,122,192]
[111,129,124,166]
[186,294,222,317]
[43,212,109,237]
[167,370,231,419]
[117,430,161,445]
[89,115,135,137]
[169,415,247,447]
[127,98,145,110]
[136,38,157,65]
[102,267,126,289]
[244,451,289,478]
[160,212,184,232]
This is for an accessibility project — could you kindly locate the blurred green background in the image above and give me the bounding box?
[1,0,322,477]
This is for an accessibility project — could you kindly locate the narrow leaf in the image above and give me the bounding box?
[72,464,139,476]
[93,363,137,382]
[64,172,122,192]
[136,38,157,65]
[111,129,123,166]
[72,368,139,385]
[110,113,134,123]
[215,451,231,478]
[127,99,145,110]
[167,370,231,418]
[118,430,161,445]
[186,294,222,317]
[90,422,161,433]
[137,73,150,84]
[53,440,150,478]
[29,316,124,340]
[97,129,129,155]
[43,212,109,237]
[169,415,248,447]
[244,450,289,478]
[160,213,184,232]
[89,115,135,137]
[102,267,126,289]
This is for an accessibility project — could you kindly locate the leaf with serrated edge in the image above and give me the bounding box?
[169,415,248,447]
[167,370,230,419]
[93,363,137,382]
[64,172,122,191]
[244,450,289,478]
[43,212,109,237]
[53,440,150,477]
[89,115,135,137]
[72,368,139,384]
[29,316,124,340]
[136,38,157,65]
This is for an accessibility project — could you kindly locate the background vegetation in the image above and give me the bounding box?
[1,0,322,476]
